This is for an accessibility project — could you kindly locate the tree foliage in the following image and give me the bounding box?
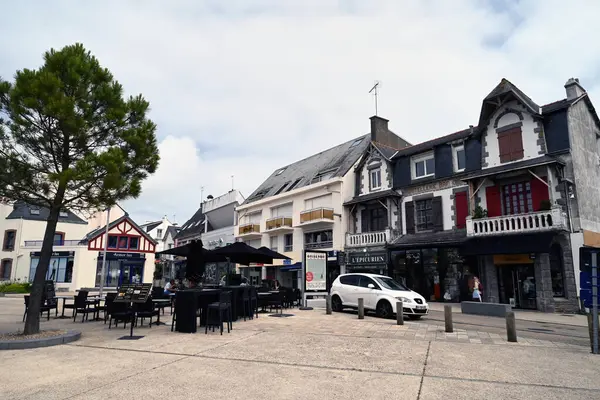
[0,43,160,334]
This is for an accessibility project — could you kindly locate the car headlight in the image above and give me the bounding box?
[395,297,413,304]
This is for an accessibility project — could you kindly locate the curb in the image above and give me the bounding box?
[0,330,81,350]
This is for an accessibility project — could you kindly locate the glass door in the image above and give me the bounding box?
[516,265,536,310]
[119,265,131,286]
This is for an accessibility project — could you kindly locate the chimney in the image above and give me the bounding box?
[565,78,586,101]
[370,116,389,142]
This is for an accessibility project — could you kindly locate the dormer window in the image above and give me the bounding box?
[275,168,286,176]
[29,207,40,215]
[350,137,363,147]
[59,210,69,217]
[453,145,466,172]
[369,168,382,190]
[412,153,435,179]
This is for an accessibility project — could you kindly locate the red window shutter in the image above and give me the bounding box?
[497,132,511,163]
[530,177,549,211]
[455,191,468,229]
[510,129,524,161]
[486,186,502,217]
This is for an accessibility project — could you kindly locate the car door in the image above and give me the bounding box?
[339,275,359,307]
[357,276,381,310]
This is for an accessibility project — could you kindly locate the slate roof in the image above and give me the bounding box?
[391,128,473,160]
[164,225,182,241]
[6,201,87,225]
[482,78,540,114]
[81,215,157,244]
[541,98,574,114]
[371,142,399,160]
[461,155,563,181]
[141,221,162,233]
[174,206,212,241]
[243,134,371,205]
[343,189,401,206]
[390,230,467,249]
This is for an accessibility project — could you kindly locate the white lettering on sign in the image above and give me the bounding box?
[306,253,326,260]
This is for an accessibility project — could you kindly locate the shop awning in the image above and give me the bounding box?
[462,232,556,255]
[390,230,467,250]
[280,262,302,271]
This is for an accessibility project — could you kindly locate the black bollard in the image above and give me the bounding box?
[358,298,364,319]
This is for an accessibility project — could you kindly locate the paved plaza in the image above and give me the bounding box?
[1,296,598,399]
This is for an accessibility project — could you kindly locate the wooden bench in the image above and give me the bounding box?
[461,301,511,317]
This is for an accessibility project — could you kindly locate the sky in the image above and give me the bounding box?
[1,0,599,226]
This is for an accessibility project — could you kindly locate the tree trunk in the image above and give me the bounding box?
[23,182,67,335]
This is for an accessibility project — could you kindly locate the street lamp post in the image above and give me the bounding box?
[98,207,111,298]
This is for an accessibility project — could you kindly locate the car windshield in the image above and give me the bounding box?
[375,277,409,291]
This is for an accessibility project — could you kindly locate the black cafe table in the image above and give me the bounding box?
[174,289,220,333]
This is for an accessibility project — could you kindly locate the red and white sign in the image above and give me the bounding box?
[306,271,314,282]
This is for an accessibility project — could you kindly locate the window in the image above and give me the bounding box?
[454,145,466,172]
[286,178,303,192]
[3,230,16,251]
[274,182,290,195]
[108,235,118,249]
[59,210,69,217]
[270,236,278,252]
[550,244,565,297]
[1,259,12,280]
[29,256,73,283]
[54,232,64,245]
[370,208,386,231]
[350,138,363,147]
[376,276,409,291]
[29,207,40,215]
[340,275,359,286]
[503,182,533,215]
[358,276,380,289]
[156,229,163,238]
[118,236,129,249]
[304,230,333,249]
[412,154,435,179]
[284,234,293,252]
[129,237,139,250]
[415,199,433,231]
[369,168,382,190]
[498,127,524,162]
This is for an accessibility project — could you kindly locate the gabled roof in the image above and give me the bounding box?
[6,201,87,225]
[391,128,473,160]
[174,206,212,240]
[140,220,162,233]
[478,78,541,127]
[541,98,574,114]
[81,215,157,244]
[164,225,181,241]
[371,142,398,160]
[243,134,371,205]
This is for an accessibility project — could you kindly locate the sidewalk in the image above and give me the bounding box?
[427,302,588,327]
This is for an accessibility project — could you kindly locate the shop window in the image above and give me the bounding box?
[498,127,524,162]
[108,235,118,249]
[369,168,382,190]
[549,244,565,297]
[3,230,16,251]
[284,234,293,252]
[54,232,64,245]
[129,237,139,250]
[1,259,12,280]
[415,199,433,231]
[29,256,73,283]
[503,182,533,215]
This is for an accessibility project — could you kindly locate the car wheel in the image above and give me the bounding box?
[408,315,422,320]
[376,300,393,319]
[331,295,343,312]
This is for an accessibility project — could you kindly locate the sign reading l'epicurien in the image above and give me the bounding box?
[348,251,388,265]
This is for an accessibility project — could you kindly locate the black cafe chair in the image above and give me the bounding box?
[23,295,53,322]
[206,291,232,335]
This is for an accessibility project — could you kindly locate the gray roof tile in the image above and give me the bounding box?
[6,201,87,225]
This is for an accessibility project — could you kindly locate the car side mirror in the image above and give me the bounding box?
[367,283,375,289]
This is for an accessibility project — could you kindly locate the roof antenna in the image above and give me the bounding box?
[231,175,234,191]
[369,81,380,116]
[200,186,204,206]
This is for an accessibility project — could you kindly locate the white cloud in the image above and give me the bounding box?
[1,0,599,223]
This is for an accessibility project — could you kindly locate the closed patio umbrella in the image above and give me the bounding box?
[209,242,274,266]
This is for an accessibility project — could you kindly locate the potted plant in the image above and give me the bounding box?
[472,206,488,219]
[539,200,552,211]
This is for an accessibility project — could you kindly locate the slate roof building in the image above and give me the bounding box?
[235,116,408,289]
[383,77,599,313]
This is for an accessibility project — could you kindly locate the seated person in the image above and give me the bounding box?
[164,279,177,295]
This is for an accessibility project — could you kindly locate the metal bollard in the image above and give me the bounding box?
[326,294,332,315]
[396,301,404,325]
[444,305,453,333]
[506,311,517,343]
[358,298,364,319]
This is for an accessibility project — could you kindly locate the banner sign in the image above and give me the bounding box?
[305,251,327,291]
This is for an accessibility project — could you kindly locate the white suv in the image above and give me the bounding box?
[330,273,429,319]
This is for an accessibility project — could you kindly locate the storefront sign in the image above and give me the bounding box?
[347,251,388,266]
[31,251,74,257]
[493,254,534,265]
[305,251,327,291]
[98,252,146,260]
[402,179,465,197]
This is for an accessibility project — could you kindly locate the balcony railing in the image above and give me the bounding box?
[466,207,568,237]
[23,240,83,247]
[299,207,334,224]
[238,223,261,235]
[305,241,333,250]
[266,216,293,230]
[346,229,393,247]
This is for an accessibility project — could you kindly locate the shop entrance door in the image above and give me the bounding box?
[119,263,144,286]
[498,264,536,309]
